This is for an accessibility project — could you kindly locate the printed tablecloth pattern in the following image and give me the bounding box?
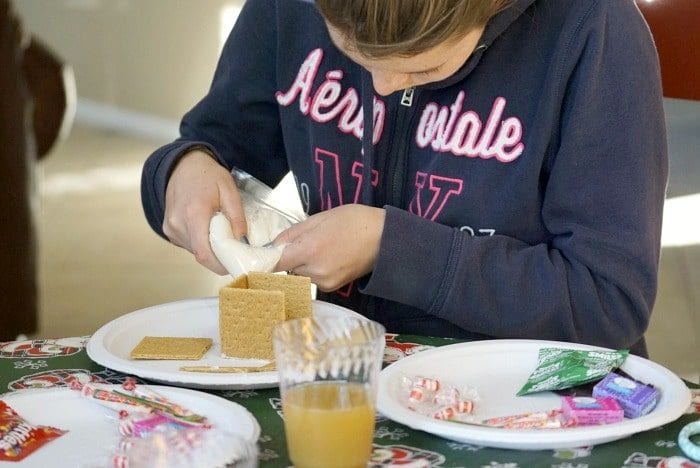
[1,334,698,467]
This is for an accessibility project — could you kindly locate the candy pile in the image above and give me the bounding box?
[502,348,661,429]
[402,375,479,422]
[109,427,254,468]
[403,348,661,431]
[477,396,626,430]
[76,378,209,433]
[0,400,66,462]
[72,378,252,468]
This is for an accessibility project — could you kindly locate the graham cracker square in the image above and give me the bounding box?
[247,272,312,320]
[219,287,285,359]
[130,336,212,360]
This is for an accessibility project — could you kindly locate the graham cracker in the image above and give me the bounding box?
[247,272,312,320]
[179,362,277,373]
[130,336,212,360]
[219,287,285,360]
[229,274,249,289]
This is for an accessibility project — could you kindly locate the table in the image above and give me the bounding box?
[1,334,698,467]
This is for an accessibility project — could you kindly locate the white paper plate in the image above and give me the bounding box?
[0,385,259,467]
[376,339,691,450]
[87,297,363,390]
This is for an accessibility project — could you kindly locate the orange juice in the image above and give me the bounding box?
[283,381,375,468]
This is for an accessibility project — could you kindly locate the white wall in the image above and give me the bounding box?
[14,0,244,123]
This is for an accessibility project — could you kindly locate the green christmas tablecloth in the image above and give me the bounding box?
[0,334,698,467]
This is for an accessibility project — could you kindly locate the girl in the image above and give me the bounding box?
[142,0,667,355]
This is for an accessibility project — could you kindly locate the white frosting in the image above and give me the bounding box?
[242,200,292,247]
[209,212,286,277]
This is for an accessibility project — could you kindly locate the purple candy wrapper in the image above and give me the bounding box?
[592,372,659,419]
[561,396,624,425]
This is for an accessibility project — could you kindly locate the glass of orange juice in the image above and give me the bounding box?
[273,316,385,468]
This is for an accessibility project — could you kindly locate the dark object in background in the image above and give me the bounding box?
[636,0,700,101]
[0,0,74,340]
[23,36,74,158]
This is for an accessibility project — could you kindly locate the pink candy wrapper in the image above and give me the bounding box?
[561,396,624,425]
[118,413,182,438]
[482,409,572,429]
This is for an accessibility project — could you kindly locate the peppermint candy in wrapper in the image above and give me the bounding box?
[401,375,478,422]
[0,401,67,462]
[109,426,258,468]
[73,382,249,467]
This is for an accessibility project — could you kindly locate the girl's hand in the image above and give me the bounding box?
[163,150,246,274]
[273,204,386,291]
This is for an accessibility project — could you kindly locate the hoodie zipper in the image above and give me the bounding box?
[386,87,421,207]
[384,41,487,205]
[400,87,415,107]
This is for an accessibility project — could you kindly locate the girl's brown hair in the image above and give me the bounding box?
[316,0,512,58]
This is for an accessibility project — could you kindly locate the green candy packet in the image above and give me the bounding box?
[516,347,629,396]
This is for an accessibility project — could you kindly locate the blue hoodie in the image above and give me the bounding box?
[141,0,668,355]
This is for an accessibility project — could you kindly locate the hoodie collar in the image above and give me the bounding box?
[424,0,537,90]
